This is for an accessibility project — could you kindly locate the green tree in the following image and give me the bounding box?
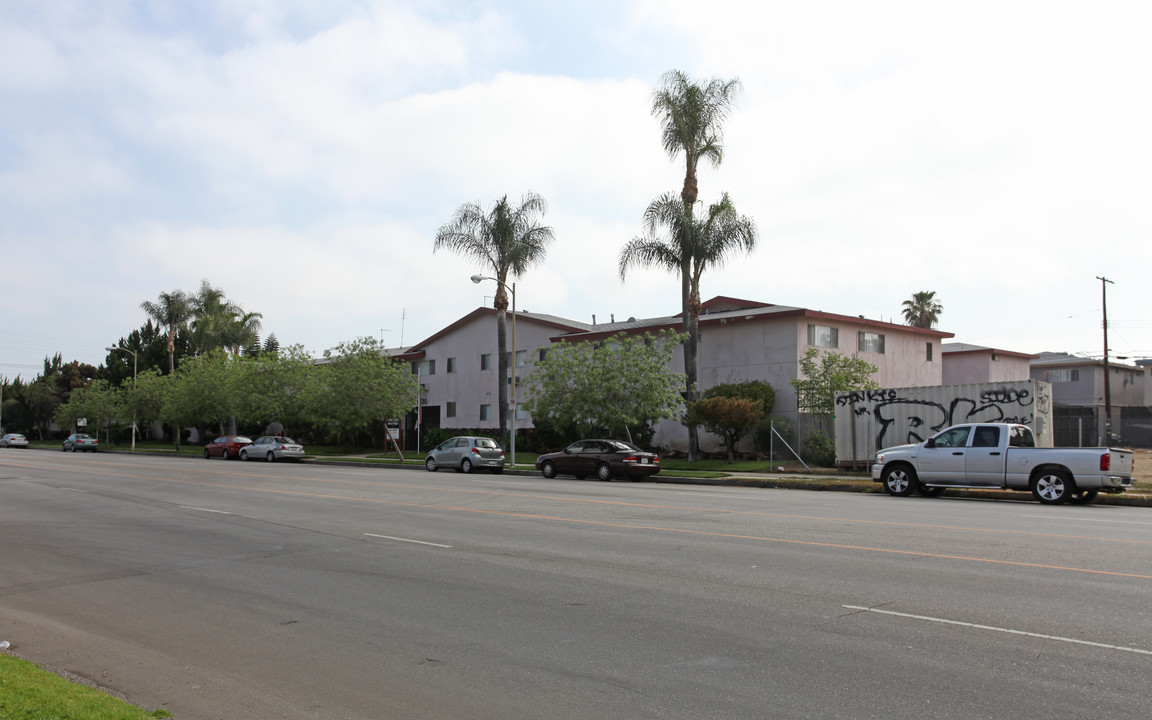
[54,380,123,443]
[686,396,762,464]
[523,330,687,443]
[703,380,775,415]
[189,280,263,355]
[791,348,879,417]
[901,290,943,329]
[309,337,419,446]
[141,290,193,373]
[166,350,240,441]
[619,192,757,459]
[234,344,315,434]
[433,193,555,449]
[651,69,742,207]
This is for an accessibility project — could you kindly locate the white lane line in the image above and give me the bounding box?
[842,605,1152,656]
[364,533,452,548]
[1027,515,1152,526]
[179,506,232,515]
[58,487,89,493]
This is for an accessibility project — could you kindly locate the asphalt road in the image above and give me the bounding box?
[1,450,1150,719]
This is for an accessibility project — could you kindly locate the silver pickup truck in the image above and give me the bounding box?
[872,422,1134,505]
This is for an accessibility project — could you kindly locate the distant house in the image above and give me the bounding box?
[1030,351,1148,445]
[941,343,1035,385]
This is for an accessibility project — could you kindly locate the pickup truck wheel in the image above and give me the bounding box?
[882,465,918,496]
[1032,470,1072,504]
[1068,489,1098,505]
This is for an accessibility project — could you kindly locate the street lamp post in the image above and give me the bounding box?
[471,274,517,468]
[106,345,138,452]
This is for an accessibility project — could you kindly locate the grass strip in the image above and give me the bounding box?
[0,654,171,719]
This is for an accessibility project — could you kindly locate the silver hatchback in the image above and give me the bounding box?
[425,436,505,474]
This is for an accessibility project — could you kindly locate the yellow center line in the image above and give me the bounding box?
[6,458,1151,581]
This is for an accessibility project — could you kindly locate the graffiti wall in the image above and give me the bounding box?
[834,380,1054,465]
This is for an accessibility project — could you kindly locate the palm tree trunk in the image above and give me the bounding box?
[496,308,509,450]
[681,199,700,462]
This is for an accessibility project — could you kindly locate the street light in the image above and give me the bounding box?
[471,274,517,468]
[106,345,138,452]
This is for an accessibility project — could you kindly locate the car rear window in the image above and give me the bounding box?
[475,438,499,449]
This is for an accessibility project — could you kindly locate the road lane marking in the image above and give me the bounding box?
[1028,515,1152,526]
[364,534,451,548]
[842,605,1152,656]
[178,506,232,515]
[58,487,89,493]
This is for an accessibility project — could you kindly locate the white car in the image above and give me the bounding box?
[241,435,305,462]
[0,433,29,448]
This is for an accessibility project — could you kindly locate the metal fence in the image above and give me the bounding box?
[1045,406,1150,448]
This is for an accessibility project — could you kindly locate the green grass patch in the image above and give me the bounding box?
[0,654,171,719]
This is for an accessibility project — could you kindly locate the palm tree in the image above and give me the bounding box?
[189,280,263,355]
[641,69,743,461]
[902,291,943,329]
[434,193,555,449]
[652,69,742,207]
[140,290,192,373]
[620,192,758,449]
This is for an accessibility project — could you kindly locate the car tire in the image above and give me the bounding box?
[266,452,275,463]
[240,450,248,461]
[597,463,613,481]
[204,449,210,459]
[222,449,230,460]
[425,457,438,472]
[882,464,918,496]
[541,461,556,479]
[1032,470,1072,504]
[62,446,67,452]
[1068,489,1098,505]
[461,458,473,474]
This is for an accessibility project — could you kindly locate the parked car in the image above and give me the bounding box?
[536,439,660,481]
[62,433,99,452]
[240,435,305,462]
[424,436,505,474]
[204,435,252,460]
[0,433,29,448]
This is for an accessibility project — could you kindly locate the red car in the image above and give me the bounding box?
[204,435,252,460]
[535,439,661,481]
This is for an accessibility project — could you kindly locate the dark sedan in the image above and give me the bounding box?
[536,439,660,481]
[204,435,252,460]
[62,433,99,452]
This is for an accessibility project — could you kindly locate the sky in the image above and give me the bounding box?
[2,0,1151,381]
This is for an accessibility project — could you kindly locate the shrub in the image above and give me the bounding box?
[800,430,836,467]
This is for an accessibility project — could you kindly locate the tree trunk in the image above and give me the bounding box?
[496,308,509,450]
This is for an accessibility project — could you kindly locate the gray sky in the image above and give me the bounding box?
[2,0,1150,380]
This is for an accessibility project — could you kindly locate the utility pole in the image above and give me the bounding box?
[1097,276,1114,444]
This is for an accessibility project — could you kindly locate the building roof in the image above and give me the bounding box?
[392,307,591,361]
[942,342,1036,359]
[1031,351,1143,370]
[550,296,955,343]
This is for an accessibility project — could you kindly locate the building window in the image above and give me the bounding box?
[479,404,491,421]
[425,359,436,375]
[538,348,548,362]
[926,342,933,361]
[481,353,491,371]
[446,402,456,418]
[516,350,527,368]
[515,406,528,421]
[1043,369,1079,383]
[807,324,838,348]
[858,331,885,354]
[447,357,456,373]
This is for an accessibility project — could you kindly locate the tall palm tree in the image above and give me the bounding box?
[189,280,263,355]
[140,290,192,373]
[434,193,555,449]
[620,193,758,385]
[644,69,743,461]
[902,291,943,329]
